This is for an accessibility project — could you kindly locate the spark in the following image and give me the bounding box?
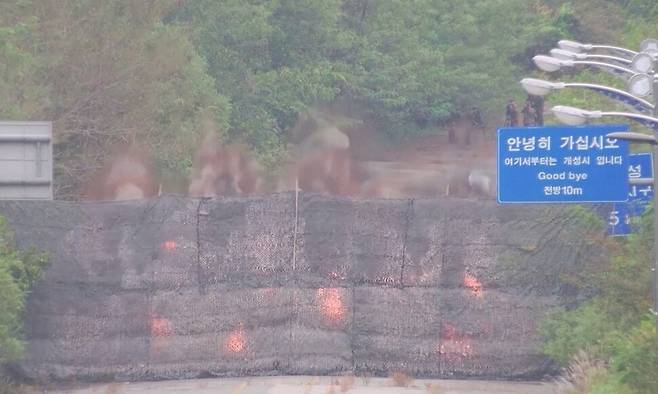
[464,272,484,298]
[225,324,246,354]
[163,240,177,250]
[316,288,345,326]
[150,315,172,337]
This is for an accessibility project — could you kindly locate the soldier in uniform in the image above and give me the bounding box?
[530,94,544,126]
[471,106,484,128]
[505,99,519,127]
[448,118,457,144]
[522,99,535,126]
[470,107,483,128]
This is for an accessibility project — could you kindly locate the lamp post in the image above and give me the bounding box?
[550,48,633,67]
[533,55,636,78]
[520,78,654,115]
[552,105,658,132]
[525,39,658,326]
[556,39,658,74]
[548,105,658,325]
[558,39,639,58]
[533,51,658,116]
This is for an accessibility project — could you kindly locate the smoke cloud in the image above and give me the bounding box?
[82,109,496,201]
[83,149,159,201]
[188,134,263,198]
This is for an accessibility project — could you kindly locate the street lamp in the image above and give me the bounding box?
[534,51,658,116]
[547,48,657,76]
[558,39,639,58]
[606,131,658,320]
[550,48,632,66]
[530,39,658,331]
[520,78,654,115]
[551,105,658,132]
[533,55,636,77]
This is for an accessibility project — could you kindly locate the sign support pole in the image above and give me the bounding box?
[643,141,658,341]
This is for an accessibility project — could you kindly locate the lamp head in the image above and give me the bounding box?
[533,55,569,72]
[628,73,654,98]
[631,52,655,73]
[520,78,562,96]
[550,48,582,60]
[558,40,590,53]
[551,105,602,125]
[640,39,658,55]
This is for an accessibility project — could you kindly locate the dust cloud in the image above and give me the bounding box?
[188,134,263,198]
[82,109,496,201]
[82,149,159,201]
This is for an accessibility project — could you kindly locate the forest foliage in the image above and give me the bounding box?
[2,1,658,197]
[1,0,586,197]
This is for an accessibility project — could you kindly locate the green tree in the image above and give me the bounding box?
[177,0,565,150]
[1,0,231,198]
[541,208,657,393]
[0,216,48,367]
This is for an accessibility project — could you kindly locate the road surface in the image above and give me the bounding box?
[46,376,558,394]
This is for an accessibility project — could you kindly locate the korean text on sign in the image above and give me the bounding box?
[498,124,629,203]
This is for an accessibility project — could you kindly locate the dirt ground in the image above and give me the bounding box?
[345,116,496,166]
[44,376,558,394]
[337,117,498,199]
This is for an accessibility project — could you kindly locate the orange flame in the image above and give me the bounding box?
[316,288,346,326]
[225,324,246,354]
[463,272,483,298]
[437,323,473,357]
[163,240,177,251]
[150,315,172,337]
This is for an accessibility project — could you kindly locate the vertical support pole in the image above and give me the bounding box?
[653,77,658,118]
[653,142,658,330]
[652,71,658,331]
[292,176,299,272]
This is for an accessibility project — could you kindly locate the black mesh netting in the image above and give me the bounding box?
[0,194,601,382]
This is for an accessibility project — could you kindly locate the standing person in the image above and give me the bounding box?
[470,107,483,128]
[505,99,519,127]
[530,94,544,126]
[470,106,485,141]
[522,100,535,126]
[447,118,457,144]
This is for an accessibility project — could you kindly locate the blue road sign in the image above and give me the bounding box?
[497,125,629,203]
[608,203,631,236]
[608,152,654,236]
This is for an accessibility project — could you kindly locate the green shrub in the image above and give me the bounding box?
[0,216,48,378]
[541,205,657,394]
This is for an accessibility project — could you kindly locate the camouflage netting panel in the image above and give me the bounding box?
[288,287,353,375]
[296,195,409,287]
[352,287,442,376]
[0,194,603,382]
[197,195,296,289]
